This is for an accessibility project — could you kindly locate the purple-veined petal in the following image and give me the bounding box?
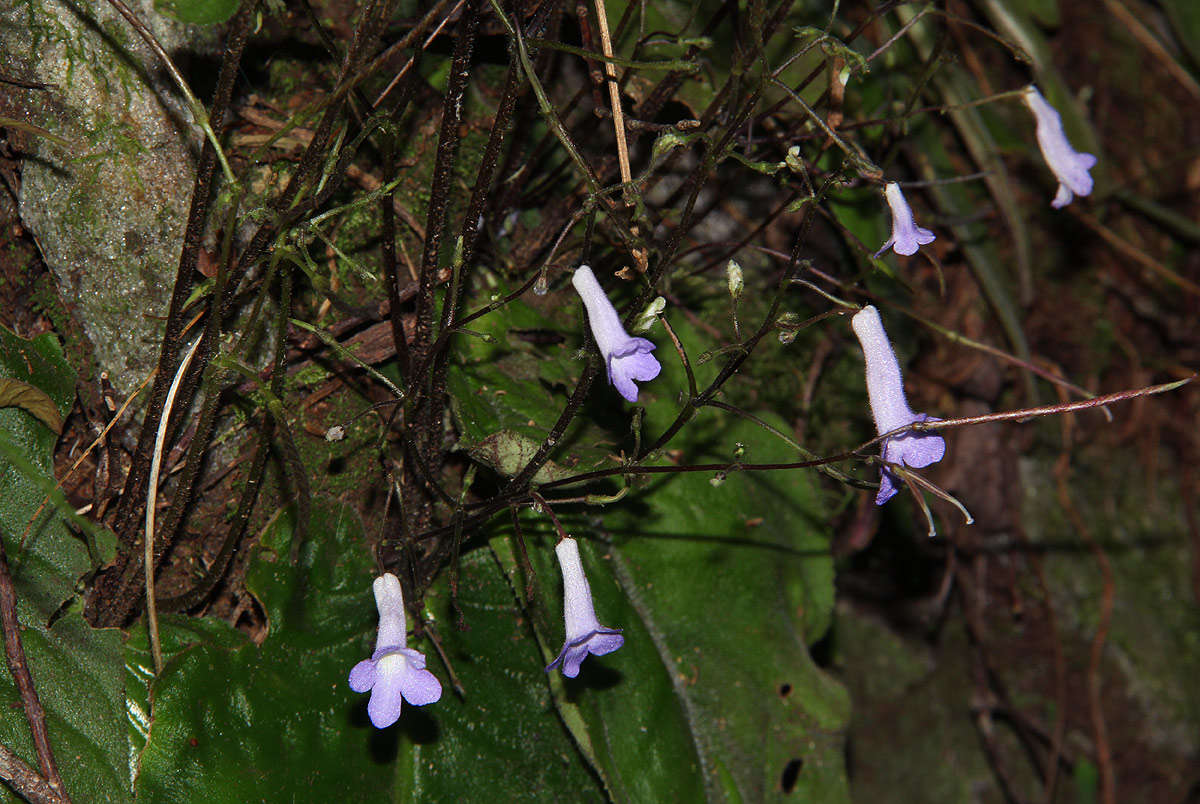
[884,421,946,470]
[548,630,625,677]
[876,469,900,506]
[579,630,624,657]
[610,350,662,402]
[877,425,947,505]
[1052,184,1074,209]
[872,237,896,260]
[553,645,590,679]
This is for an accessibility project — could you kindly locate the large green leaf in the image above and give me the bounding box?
[130,502,382,802]
[444,274,851,799]
[617,414,847,801]
[396,545,606,800]
[129,502,622,801]
[496,408,849,801]
[0,326,128,804]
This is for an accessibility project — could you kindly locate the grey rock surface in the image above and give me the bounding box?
[2,0,210,392]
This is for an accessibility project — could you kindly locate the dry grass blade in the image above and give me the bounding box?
[144,337,202,675]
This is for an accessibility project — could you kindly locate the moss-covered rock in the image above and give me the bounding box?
[3,0,213,391]
[1022,448,1200,757]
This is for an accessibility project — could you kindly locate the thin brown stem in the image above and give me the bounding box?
[592,0,633,201]
[1054,416,1116,804]
[0,744,63,804]
[0,534,69,802]
[906,377,1193,433]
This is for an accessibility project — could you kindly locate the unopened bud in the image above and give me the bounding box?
[726,260,744,301]
[633,296,666,333]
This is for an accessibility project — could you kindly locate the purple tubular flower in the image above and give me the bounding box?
[571,265,662,402]
[874,182,936,258]
[348,573,442,728]
[851,305,946,505]
[1022,85,1097,209]
[547,537,624,678]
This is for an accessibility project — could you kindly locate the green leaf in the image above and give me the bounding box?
[0,327,74,433]
[1163,0,1200,69]
[493,531,710,802]
[0,378,63,434]
[793,26,869,74]
[0,326,128,804]
[0,605,126,804]
[397,546,606,800]
[466,429,574,484]
[153,0,237,25]
[451,272,852,798]
[130,503,618,802]
[131,501,383,802]
[496,407,848,801]
[614,417,847,800]
[447,287,619,480]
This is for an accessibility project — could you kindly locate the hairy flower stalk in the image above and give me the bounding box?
[348,573,442,728]
[572,265,661,402]
[875,182,936,258]
[851,305,946,505]
[1022,85,1097,208]
[547,537,624,678]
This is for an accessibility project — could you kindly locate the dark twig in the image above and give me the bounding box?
[108,1,253,549]
[404,0,486,550]
[418,371,1192,543]
[0,533,69,803]
[509,506,537,602]
[99,0,396,626]
[378,64,424,381]
[437,54,527,335]
[412,0,486,366]
[160,418,273,613]
[0,744,63,804]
